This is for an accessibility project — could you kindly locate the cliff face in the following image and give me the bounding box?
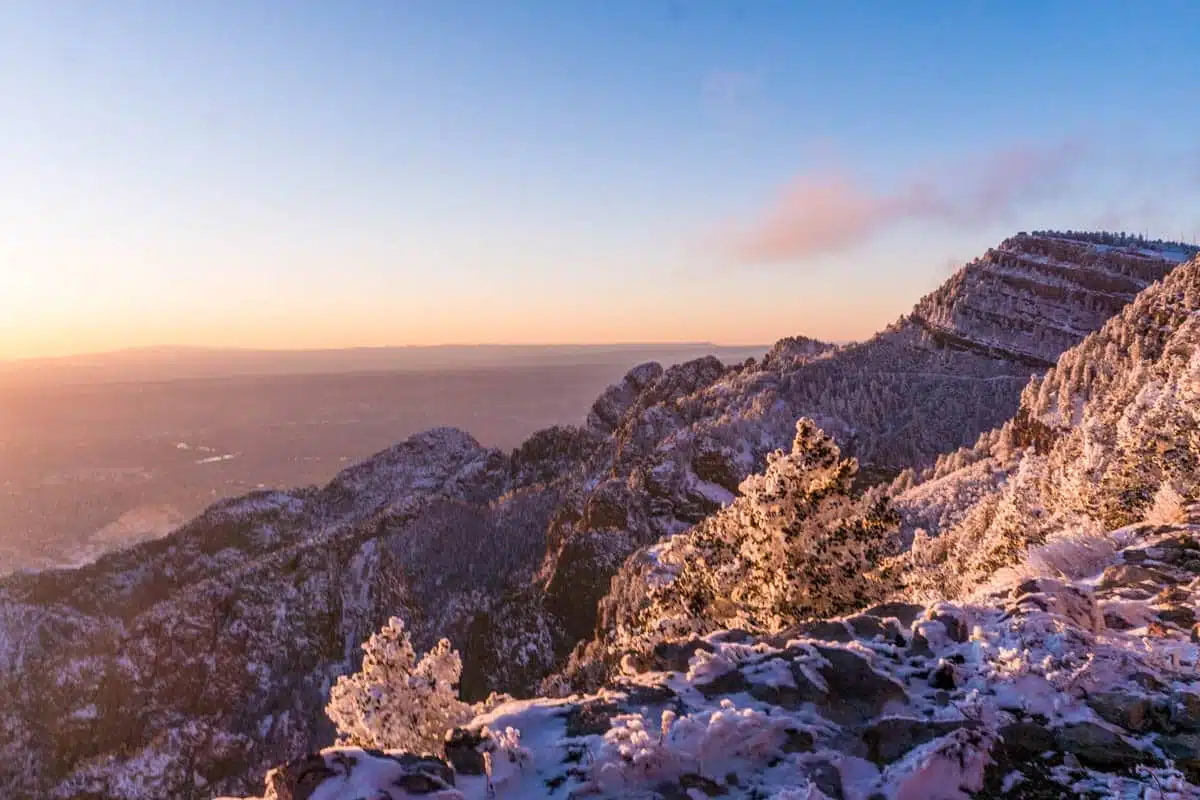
[1,233,1192,799]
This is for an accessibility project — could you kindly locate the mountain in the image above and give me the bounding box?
[562,244,1200,689]
[892,233,1200,599]
[230,242,1200,799]
[1,232,1193,799]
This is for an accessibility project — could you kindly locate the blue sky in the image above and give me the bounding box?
[1,1,1197,358]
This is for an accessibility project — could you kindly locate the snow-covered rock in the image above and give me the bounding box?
[231,527,1200,799]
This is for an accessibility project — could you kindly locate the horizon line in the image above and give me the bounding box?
[2,340,785,365]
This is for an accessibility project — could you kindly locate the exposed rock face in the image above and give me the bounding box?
[233,528,1200,799]
[1,233,1192,799]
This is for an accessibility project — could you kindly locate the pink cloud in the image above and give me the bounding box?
[722,142,1084,264]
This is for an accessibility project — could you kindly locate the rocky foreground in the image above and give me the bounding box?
[233,524,1200,799]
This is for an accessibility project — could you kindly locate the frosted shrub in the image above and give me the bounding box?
[325,616,470,753]
[909,528,946,567]
[588,700,796,792]
[484,725,531,769]
[1022,520,1116,580]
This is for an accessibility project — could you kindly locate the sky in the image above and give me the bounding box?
[1,1,1198,359]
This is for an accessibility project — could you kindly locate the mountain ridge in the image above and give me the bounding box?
[2,231,1195,799]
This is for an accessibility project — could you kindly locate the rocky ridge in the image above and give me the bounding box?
[892,240,1200,601]
[0,232,1192,799]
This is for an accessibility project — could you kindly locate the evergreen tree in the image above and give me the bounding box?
[662,419,901,632]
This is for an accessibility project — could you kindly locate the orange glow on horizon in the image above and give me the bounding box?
[0,307,877,361]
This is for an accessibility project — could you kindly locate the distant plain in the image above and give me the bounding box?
[0,344,766,573]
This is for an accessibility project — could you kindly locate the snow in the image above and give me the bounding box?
[743,657,797,689]
[886,727,996,800]
[11,238,1200,800]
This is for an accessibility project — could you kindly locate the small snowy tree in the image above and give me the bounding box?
[667,418,901,631]
[325,617,470,753]
[734,418,900,622]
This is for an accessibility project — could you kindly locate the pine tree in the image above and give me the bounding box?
[668,419,900,631]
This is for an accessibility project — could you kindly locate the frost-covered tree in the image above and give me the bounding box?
[728,418,900,622]
[644,419,901,636]
[325,617,470,754]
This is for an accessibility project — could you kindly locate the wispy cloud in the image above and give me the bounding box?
[719,141,1085,264]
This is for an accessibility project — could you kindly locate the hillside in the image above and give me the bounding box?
[228,247,1200,799]
[560,247,1200,690]
[0,232,1192,799]
[893,235,1200,599]
[234,524,1200,799]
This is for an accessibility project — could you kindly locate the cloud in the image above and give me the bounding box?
[720,141,1084,265]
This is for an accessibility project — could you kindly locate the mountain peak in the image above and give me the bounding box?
[907,231,1187,369]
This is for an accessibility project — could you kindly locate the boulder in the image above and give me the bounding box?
[1099,564,1179,590]
[861,718,972,765]
[846,614,901,642]
[863,602,926,628]
[1158,605,1197,629]
[1056,723,1155,770]
[928,609,969,643]
[805,760,844,799]
[265,751,456,800]
[1086,692,1168,733]
[812,646,909,725]
[1159,733,1200,782]
[651,638,716,673]
[766,620,853,646]
[564,700,621,738]
[444,728,487,775]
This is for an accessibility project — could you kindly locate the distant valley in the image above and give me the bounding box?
[0,344,765,574]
